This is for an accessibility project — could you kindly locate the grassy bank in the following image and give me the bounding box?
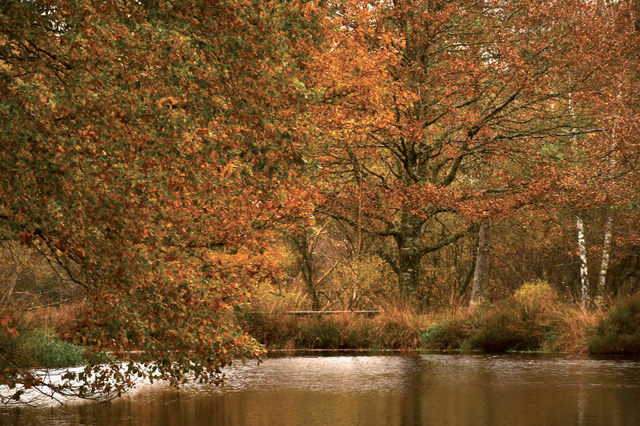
[0,304,86,370]
[2,284,640,373]
[240,284,640,355]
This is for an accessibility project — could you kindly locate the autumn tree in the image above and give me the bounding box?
[314,0,609,303]
[0,0,325,401]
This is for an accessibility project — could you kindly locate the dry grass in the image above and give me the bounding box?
[235,288,636,354]
[239,305,432,350]
[548,307,600,353]
[371,306,431,349]
[19,302,87,341]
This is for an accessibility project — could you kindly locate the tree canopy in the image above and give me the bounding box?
[1,0,639,402]
[1,0,327,399]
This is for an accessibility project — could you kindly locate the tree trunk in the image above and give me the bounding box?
[576,215,590,311]
[596,124,618,307]
[294,233,322,311]
[470,218,492,307]
[350,157,363,309]
[302,242,322,311]
[596,213,613,308]
[396,211,423,297]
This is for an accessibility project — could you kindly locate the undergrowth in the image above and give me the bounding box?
[1,304,87,370]
[588,295,640,354]
[242,281,610,354]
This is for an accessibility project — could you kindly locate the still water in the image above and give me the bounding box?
[1,352,639,425]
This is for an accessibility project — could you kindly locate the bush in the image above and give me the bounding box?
[514,281,558,316]
[422,319,471,350]
[20,329,86,368]
[1,327,86,369]
[1,303,86,370]
[238,307,427,350]
[239,282,597,354]
[588,295,640,354]
[464,282,561,352]
[465,306,535,352]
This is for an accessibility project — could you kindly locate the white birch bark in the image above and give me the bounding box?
[576,215,589,310]
[596,213,613,307]
[596,116,618,307]
[568,88,590,310]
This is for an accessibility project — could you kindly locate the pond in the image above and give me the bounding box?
[1,352,640,425]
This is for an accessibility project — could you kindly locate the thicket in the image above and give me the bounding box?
[240,307,426,350]
[2,281,640,372]
[588,295,640,354]
[241,282,608,354]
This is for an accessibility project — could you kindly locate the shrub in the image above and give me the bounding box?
[1,303,87,370]
[1,327,85,369]
[464,282,561,352]
[465,306,535,352]
[588,295,640,354]
[422,319,471,350]
[514,281,558,316]
[19,328,86,368]
[238,307,428,350]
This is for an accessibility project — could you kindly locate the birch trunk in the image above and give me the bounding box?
[397,210,423,297]
[593,104,619,306]
[596,212,613,308]
[576,215,590,311]
[568,87,590,311]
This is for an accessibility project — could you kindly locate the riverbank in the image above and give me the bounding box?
[238,306,595,353]
[239,285,640,355]
[3,286,640,376]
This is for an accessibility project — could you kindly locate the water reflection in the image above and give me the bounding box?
[2,353,640,425]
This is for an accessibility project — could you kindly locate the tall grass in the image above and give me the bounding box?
[1,303,87,369]
[242,281,608,353]
[239,306,430,350]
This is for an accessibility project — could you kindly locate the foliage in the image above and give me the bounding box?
[588,295,640,354]
[422,283,569,352]
[241,291,611,354]
[1,0,639,403]
[421,308,474,351]
[1,0,328,401]
[327,256,397,309]
[316,0,630,299]
[514,281,558,309]
[464,306,531,352]
[464,282,560,352]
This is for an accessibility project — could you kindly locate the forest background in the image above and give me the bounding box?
[1,0,640,403]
